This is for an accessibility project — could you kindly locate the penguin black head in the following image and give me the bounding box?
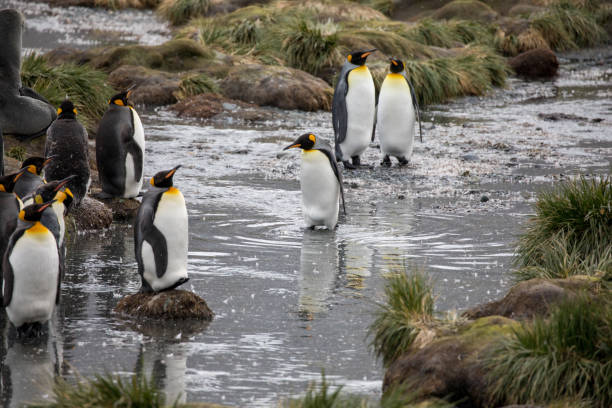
[150,165,181,188]
[18,201,55,223]
[389,58,405,73]
[284,133,317,151]
[32,175,75,204]
[20,156,53,175]
[347,49,376,66]
[109,88,134,107]
[0,168,29,192]
[57,99,77,120]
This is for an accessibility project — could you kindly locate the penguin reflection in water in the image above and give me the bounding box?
[376,58,422,167]
[3,202,61,337]
[284,133,346,230]
[135,166,189,293]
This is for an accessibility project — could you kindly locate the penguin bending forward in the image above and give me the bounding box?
[376,58,422,166]
[13,156,52,199]
[332,49,376,169]
[45,99,90,206]
[96,90,145,198]
[284,133,346,230]
[3,202,61,335]
[134,166,189,293]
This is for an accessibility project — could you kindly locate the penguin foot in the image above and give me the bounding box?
[381,156,392,167]
[163,277,190,292]
[16,322,48,339]
[342,160,357,170]
[398,157,410,167]
[94,191,117,200]
[351,156,361,166]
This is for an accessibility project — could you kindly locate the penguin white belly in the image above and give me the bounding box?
[142,188,188,292]
[6,228,59,327]
[123,108,145,198]
[51,201,65,245]
[342,66,375,158]
[377,75,416,158]
[300,150,340,229]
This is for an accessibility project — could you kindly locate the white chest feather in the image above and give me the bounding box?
[376,74,416,157]
[343,66,375,157]
[6,227,59,327]
[300,150,340,229]
[52,201,66,245]
[123,108,145,198]
[142,188,188,292]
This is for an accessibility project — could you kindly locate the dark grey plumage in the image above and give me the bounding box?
[331,61,358,162]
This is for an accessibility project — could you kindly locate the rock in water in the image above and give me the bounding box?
[0,9,56,139]
[508,48,559,79]
[115,290,214,320]
[67,196,113,230]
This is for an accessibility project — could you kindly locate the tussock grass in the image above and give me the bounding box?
[495,27,549,56]
[349,0,394,16]
[514,176,612,281]
[282,19,341,76]
[486,295,612,407]
[175,72,219,100]
[26,373,169,408]
[404,19,493,48]
[20,53,112,134]
[94,0,160,9]
[369,270,434,367]
[157,0,210,26]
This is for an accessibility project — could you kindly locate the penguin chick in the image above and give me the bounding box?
[96,89,145,198]
[332,49,376,169]
[376,58,422,167]
[3,201,61,335]
[13,155,53,199]
[45,99,90,206]
[134,165,189,293]
[284,133,346,230]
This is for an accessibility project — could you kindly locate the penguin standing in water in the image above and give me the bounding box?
[332,49,376,169]
[13,156,52,199]
[96,89,145,198]
[3,201,61,336]
[283,133,346,229]
[45,99,90,206]
[134,166,188,293]
[376,58,422,166]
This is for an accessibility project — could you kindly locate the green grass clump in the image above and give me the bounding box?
[282,19,340,76]
[175,72,219,99]
[486,295,612,407]
[6,146,26,162]
[349,0,394,16]
[369,270,434,367]
[157,0,210,26]
[20,53,112,134]
[514,176,612,281]
[26,373,169,408]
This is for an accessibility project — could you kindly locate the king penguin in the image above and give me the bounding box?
[332,49,376,169]
[134,165,189,293]
[45,99,90,206]
[3,201,61,336]
[375,58,422,166]
[0,169,26,276]
[1,125,4,176]
[96,89,145,198]
[283,133,346,229]
[13,156,52,199]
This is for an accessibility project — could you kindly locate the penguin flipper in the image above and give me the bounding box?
[2,229,24,307]
[372,106,377,142]
[56,245,64,305]
[125,139,144,183]
[405,76,423,143]
[135,191,168,279]
[318,147,347,215]
[332,64,352,160]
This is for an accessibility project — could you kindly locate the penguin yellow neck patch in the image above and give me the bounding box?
[26,221,48,235]
[165,186,180,195]
[0,185,5,192]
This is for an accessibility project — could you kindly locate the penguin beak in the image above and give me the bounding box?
[54,175,76,191]
[283,143,301,150]
[13,166,29,182]
[37,200,56,212]
[43,155,56,168]
[165,165,182,179]
[390,58,398,66]
[362,49,376,58]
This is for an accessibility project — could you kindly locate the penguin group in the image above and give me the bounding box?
[1,83,188,337]
[284,49,422,230]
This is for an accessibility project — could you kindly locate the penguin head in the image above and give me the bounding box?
[0,168,29,192]
[20,156,53,175]
[57,99,77,119]
[56,187,74,215]
[150,165,181,188]
[389,58,405,73]
[18,201,55,223]
[33,175,75,204]
[347,49,376,66]
[283,133,317,151]
[109,88,134,107]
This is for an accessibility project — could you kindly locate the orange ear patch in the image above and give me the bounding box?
[57,108,62,115]
[308,134,316,142]
[347,54,352,62]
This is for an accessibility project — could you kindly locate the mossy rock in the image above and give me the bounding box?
[91,39,215,73]
[170,93,277,122]
[508,47,558,78]
[91,193,140,221]
[431,0,498,23]
[277,0,388,23]
[383,316,519,407]
[67,197,113,231]
[115,290,214,320]
[463,276,601,320]
[108,65,181,106]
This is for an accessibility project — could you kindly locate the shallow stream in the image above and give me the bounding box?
[1,1,611,407]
